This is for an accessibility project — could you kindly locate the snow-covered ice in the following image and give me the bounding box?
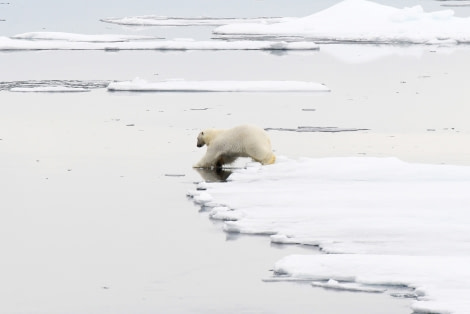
[188,157,470,314]
[101,16,295,26]
[0,33,319,51]
[275,255,470,314]
[214,0,470,44]
[107,78,330,92]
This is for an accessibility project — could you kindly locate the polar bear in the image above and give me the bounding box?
[193,124,276,169]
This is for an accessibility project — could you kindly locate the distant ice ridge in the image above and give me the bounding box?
[0,33,318,51]
[107,78,330,92]
[214,0,470,44]
[100,16,295,26]
[188,157,470,314]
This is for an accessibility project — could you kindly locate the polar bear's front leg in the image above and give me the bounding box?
[193,148,220,168]
[193,156,212,168]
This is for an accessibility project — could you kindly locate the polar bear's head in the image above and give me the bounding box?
[196,129,220,147]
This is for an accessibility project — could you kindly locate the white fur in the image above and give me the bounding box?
[193,124,276,168]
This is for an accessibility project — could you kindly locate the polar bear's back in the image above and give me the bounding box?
[194,124,275,168]
[220,124,270,145]
[214,125,273,162]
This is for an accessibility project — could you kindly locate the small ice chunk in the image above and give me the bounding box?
[193,191,213,204]
[312,279,386,293]
[209,207,244,221]
[196,182,208,190]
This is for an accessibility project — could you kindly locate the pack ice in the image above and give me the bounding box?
[188,157,470,314]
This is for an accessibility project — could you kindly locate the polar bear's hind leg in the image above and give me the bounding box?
[260,153,276,165]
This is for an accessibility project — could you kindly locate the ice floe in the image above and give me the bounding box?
[265,126,368,132]
[100,16,294,26]
[0,80,110,92]
[0,33,318,51]
[107,78,330,92]
[188,157,470,314]
[11,32,161,42]
[440,1,470,8]
[214,0,470,44]
[10,87,89,92]
[275,255,470,314]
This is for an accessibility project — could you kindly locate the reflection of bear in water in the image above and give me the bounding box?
[193,124,276,169]
[194,167,232,182]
